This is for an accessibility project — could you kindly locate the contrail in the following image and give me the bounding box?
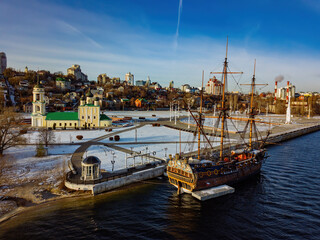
[174,0,183,50]
[57,20,103,49]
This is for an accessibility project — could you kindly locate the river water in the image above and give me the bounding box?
[0,131,320,240]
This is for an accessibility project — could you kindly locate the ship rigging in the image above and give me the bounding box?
[167,38,270,194]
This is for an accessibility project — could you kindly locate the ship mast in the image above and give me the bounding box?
[198,71,204,159]
[241,60,267,150]
[249,60,256,149]
[211,37,243,161]
[219,39,228,160]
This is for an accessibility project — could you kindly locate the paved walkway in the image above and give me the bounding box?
[68,115,320,177]
[69,124,146,175]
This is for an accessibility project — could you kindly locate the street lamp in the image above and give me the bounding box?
[174,104,177,125]
[188,103,191,129]
[111,151,116,172]
[164,147,168,158]
[169,102,172,122]
[146,146,150,163]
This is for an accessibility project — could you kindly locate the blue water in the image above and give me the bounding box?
[1,131,320,240]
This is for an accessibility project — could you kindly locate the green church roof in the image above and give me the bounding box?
[46,112,78,121]
[100,114,111,121]
[79,104,99,107]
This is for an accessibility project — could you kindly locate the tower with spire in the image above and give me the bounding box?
[31,75,46,127]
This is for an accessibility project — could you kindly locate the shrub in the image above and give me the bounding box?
[35,144,46,157]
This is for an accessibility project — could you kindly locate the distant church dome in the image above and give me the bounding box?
[86,89,93,97]
[34,83,43,89]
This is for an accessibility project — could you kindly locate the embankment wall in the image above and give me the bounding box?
[65,165,166,195]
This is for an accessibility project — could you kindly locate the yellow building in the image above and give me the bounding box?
[31,83,112,128]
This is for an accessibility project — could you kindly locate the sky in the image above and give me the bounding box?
[1,0,320,92]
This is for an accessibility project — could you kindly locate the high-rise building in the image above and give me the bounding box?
[145,76,151,87]
[0,52,7,75]
[169,81,174,89]
[97,74,111,84]
[205,76,223,95]
[125,72,134,85]
[180,84,191,92]
[276,84,295,100]
[67,64,88,81]
[136,80,146,86]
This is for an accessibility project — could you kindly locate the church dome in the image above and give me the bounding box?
[34,83,43,89]
[83,156,101,165]
[86,89,93,97]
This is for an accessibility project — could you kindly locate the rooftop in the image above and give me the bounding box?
[46,112,78,121]
[100,114,111,121]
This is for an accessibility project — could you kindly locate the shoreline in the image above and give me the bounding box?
[0,190,91,224]
[0,179,160,225]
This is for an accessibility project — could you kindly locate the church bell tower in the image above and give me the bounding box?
[31,76,46,127]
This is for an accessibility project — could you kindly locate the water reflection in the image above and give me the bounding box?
[1,132,320,239]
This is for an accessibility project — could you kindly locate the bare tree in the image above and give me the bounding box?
[0,107,27,156]
[38,128,56,147]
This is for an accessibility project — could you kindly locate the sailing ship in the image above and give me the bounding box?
[167,39,269,193]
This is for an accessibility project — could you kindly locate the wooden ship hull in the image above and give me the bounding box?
[167,149,266,193]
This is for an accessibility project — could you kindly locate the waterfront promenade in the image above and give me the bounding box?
[65,114,320,195]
